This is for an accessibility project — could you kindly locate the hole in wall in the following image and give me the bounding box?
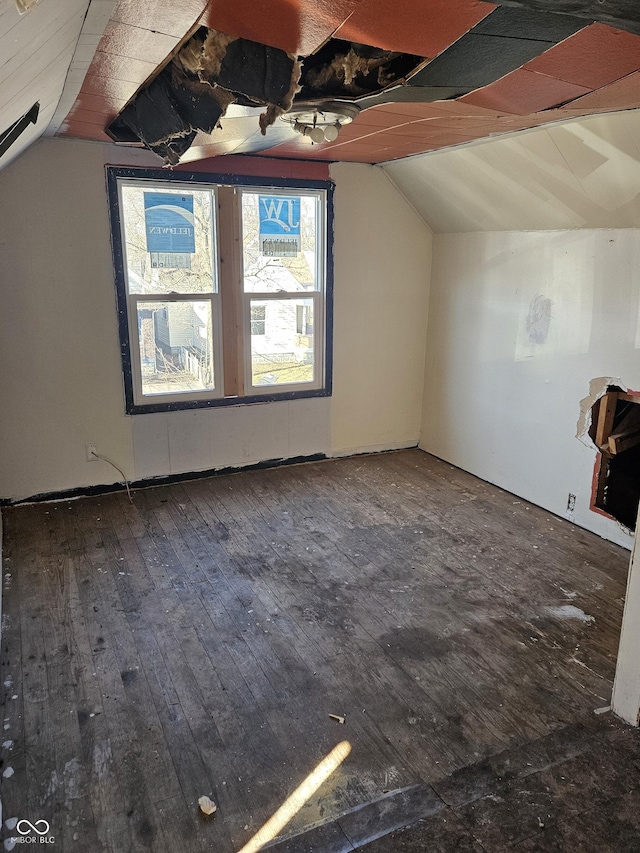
[589,386,640,532]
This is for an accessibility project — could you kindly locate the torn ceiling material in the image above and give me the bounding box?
[107,29,429,164]
[107,28,301,163]
[105,3,592,166]
[63,0,640,166]
[297,39,425,101]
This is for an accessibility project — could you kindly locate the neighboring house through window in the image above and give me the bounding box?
[107,167,333,413]
[250,304,266,336]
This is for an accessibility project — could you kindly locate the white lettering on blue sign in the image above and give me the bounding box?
[259,195,301,256]
[144,193,195,254]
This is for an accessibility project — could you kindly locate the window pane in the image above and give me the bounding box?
[250,304,266,335]
[121,185,216,295]
[250,298,314,387]
[137,300,216,396]
[242,192,320,293]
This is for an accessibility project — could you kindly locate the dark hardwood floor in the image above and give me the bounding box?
[1,449,638,852]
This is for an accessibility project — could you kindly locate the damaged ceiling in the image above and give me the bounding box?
[104,30,431,163]
[5,0,640,167]
[105,29,302,163]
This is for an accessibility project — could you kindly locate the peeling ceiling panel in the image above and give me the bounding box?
[102,0,601,167]
[105,28,439,163]
[176,106,305,163]
[563,71,640,112]
[525,23,640,89]
[106,28,303,163]
[459,68,591,114]
[201,0,364,57]
[110,0,205,38]
[35,0,640,168]
[407,33,556,89]
[335,0,496,57]
[61,0,209,143]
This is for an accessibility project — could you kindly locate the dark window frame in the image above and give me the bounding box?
[106,166,334,414]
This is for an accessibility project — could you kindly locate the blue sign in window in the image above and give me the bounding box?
[259,195,301,256]
[144,192,195,253]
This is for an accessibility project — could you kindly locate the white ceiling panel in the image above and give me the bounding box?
[0,0,91,169]
[382,109,640,232]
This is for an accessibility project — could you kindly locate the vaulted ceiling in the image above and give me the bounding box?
[383,108,640,231]
[2,0,640,169]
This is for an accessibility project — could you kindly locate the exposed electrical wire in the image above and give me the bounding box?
[91,451,133,503]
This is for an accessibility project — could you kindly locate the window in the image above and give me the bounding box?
[107,167,333,413]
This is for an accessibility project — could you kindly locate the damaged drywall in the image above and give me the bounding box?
[576,376,622,446]
[104,3,595,164]
[578,379,640,532]
[108,28,301,164]
[106,30,428,164]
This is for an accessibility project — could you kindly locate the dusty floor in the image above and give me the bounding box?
[1,450,637,852]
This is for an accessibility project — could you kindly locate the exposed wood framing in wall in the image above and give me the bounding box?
[217,185,244,398]
[591,389,640,530]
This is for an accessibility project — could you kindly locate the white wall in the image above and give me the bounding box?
[380,110,640,548]
[421,229,640,549]
[0,139,431,500]
[329,165,432,455]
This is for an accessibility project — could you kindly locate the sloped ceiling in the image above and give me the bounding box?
[382,109,640,232]
[0,0,206,169]
[3,0,640,169]
[57,0,640,165]
[0,0,112,169]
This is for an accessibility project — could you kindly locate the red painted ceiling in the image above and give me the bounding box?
[59,0,640,164]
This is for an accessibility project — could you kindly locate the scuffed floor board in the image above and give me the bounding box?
[0,449,634,851]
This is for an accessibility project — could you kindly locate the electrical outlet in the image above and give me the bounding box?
[86,444,98,462]
[567,493,576,513]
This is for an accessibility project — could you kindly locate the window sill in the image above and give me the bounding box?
[126,386,332,415]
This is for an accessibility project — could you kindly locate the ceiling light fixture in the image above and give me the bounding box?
[282,101,360,144]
